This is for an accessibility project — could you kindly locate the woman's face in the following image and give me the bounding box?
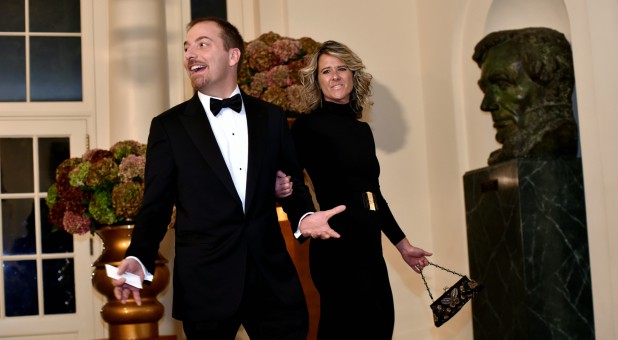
[317,54,354,104]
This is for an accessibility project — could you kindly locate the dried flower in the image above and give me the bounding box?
[261,86,288,108]
[118,155,146,183]
[239,32,320,114]
[62,211,91,235]
[286,85,304,113]
[112,182,144,219]
[268,65,293,88]
[46,140,146,235]
[249,71,269,94]
[246,40,276,72]
[271,38,301,64]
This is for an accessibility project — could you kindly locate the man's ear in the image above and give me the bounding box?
[229,48,241,67]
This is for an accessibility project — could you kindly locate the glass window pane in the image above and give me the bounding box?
[39,138,70,192]
[0,0,25,32]
[2,198,36,255]
[30,37,82,102]
[0,36,26,102]
[29,0,80,33]
[4,260,39,316]
[41,199,73,253]
[0,138,34,193]
[43,258,75,314]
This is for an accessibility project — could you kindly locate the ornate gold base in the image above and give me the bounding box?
[108,322,159,339]
[96,336,176,340]
[99,298,164,338]
[92,225,170,340]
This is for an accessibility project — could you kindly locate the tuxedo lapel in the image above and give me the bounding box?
[243,92,268,212]
[180,94,240,204]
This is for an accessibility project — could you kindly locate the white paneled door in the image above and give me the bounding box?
[0,120,97,339]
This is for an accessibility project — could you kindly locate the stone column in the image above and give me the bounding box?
[102,1,172,338]
[109,0,169,144]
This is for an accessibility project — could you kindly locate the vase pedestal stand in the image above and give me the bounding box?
[92,225,171,340]
[98,301,163,339]
[96,336,176,340]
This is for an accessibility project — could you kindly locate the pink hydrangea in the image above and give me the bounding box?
[286,85,304,112]
[238,32,320,113]
[271,38,301,64]
[250,71,269,92]
[246,40,276,72]
[261,86,287,108]
[62,210,92,235]
[119,155,145,183]
[46,140,147,235]
[267,65,292,88]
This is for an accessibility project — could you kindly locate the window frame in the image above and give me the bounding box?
[0,0,95,117]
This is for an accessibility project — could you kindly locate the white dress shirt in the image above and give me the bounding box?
[197,88,248,211]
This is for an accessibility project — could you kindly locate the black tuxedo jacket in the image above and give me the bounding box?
[126,91,314,321]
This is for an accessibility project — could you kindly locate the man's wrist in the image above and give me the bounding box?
[295,212,314,238]
[126,256,154,282]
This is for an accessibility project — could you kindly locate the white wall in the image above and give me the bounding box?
[564,1,618,338]
[96,0,188,338]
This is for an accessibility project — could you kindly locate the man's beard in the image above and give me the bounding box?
[488,103,577,165]
[190,75,207,92]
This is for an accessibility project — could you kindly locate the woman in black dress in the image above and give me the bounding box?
[277,40,433,339]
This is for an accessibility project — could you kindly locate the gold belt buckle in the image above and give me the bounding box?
[364,191,378,211]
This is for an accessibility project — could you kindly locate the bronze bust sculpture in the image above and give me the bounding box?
[473,27,579,165]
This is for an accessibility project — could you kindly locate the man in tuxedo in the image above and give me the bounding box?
[111,17,344,339]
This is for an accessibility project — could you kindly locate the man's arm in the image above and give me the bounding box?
[125,117,176,273]
[111,116,175,304]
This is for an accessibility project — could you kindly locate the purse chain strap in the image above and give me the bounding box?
[420,261,464,301]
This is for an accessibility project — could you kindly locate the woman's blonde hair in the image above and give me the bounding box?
[299,40,373,117]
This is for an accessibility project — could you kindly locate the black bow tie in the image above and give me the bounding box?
[210,94,242,115]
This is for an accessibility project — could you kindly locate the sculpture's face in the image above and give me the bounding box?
[317,54,354,104]
[477,41,545,144]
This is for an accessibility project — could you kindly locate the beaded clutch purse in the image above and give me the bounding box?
[420,262,484,327]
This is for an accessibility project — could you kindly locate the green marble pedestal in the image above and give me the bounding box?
[463,158,594,339]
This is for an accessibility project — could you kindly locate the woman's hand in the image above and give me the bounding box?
[275,170,293,198]
[396,238,433,273]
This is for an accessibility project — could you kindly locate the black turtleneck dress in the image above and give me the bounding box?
[291,101,406,340]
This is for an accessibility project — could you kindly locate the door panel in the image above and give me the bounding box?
[0,120,96,340]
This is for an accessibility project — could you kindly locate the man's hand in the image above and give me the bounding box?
[275,170,293,198]
[111,258,145,306]
[299,205,346,239]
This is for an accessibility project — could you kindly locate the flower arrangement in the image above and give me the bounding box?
[239,32,321,115]
[46,140,146,235]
